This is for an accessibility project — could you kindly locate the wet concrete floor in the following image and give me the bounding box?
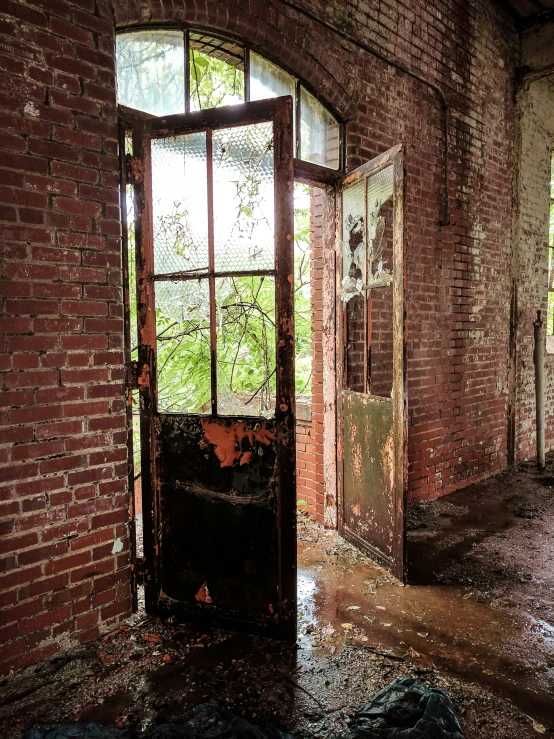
[1,462,554,737]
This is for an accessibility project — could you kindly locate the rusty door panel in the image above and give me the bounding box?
[342,393,394,565]
[132,97,296,640]
[337,145,406,582]
[156,415,280,631]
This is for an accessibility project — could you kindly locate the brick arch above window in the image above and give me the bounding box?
[111,0,357,123]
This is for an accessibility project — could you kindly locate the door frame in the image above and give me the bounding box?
[335,144,407,581]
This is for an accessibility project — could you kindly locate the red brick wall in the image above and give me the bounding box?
[295,188,326,523]
[0,0,131,672]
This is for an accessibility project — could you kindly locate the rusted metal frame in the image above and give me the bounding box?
[338,144,402,191]
[273,96,297,642]
[335,179,345,533]
[118,117,138,613]
[119,104,156,127]
[244,45,250,102]
[184,28,191,114]
[132,123,160,611]
[151,268,277,281]
[392,146,406,582]
[294,79,301,160]
[143,97,288,138]
[206,129,217,416]
[292,158,341,187]
[321,186,338,530]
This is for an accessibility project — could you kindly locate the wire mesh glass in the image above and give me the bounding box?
[250,52,296,132]
[300,86,340,170]
[151,133,209,276]
[213,122,275,273]
[116,30,185,117]
[341,179,366,302]
[366,165,394,288]
[155,279,212,413]
[215,275,276,417]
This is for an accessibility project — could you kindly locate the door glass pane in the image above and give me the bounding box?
[151,133,208,276]
[116,30,185,116]
[216,275,276,417]
[300,86,340,169]
[155,280,211,413]
[213,122,275,272]
[366,166,394,398]
[189,32,244,111]
[341,165,395,397]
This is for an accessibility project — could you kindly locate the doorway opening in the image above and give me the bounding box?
[117,27,406,640]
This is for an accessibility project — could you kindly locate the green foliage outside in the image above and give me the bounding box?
[127,184,312,417]
[189,50,244,110]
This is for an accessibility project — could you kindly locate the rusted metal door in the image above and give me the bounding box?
[131,97,296,639]
[337,145,406,581]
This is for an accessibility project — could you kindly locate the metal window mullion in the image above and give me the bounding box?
[184,28,190,114]
[207,128,217,416]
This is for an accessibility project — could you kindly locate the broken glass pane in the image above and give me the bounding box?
[116,30,185,116]
[155,279,211,414]
[300,86,340,169]
[368,283,394,398]
[215,275,276,417]
[366,165,394,289]
[213,122,275,273]
[151,133,209,276]
[189,33,244,111]
[341,179,366,303]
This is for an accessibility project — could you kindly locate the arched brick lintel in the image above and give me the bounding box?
[111,0,357,122]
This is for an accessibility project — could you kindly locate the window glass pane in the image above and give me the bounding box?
[155,280,211,413]
[213,122,275,272]
[151,133,208,276]
[189,33,244,111]
[116,30,184,116]
[250,52,296,128]
[216,275,276,417]
[300,86,340,169]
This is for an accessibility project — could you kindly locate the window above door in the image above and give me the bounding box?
[116,28,342,170]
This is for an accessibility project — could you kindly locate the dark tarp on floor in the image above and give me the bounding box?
[26,679,464,738]
[339,677,465,739]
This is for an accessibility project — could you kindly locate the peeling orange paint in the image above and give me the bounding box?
[200,419,276,468]
[195,581,213,604]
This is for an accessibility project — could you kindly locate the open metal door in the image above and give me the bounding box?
[337,145,406,581]
[131,97,296,639]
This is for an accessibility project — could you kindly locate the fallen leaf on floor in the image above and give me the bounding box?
[417,632,429,638]
[341,623,353,630]
[382,623,393,627]
[347,605,360,611]
[376,605,386,610]
[462,593,473,600]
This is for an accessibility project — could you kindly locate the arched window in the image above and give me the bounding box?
[116,28,341,170]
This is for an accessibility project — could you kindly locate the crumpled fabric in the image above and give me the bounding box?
[26,704,292,739]
[338,678,465,739]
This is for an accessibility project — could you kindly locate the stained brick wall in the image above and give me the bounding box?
[512,76,554,462]
[0,0,524,671]
[0,0,131,672]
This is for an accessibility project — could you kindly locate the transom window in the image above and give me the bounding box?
[116,28,341,170]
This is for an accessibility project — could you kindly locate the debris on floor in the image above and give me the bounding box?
[3,462,554,738]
